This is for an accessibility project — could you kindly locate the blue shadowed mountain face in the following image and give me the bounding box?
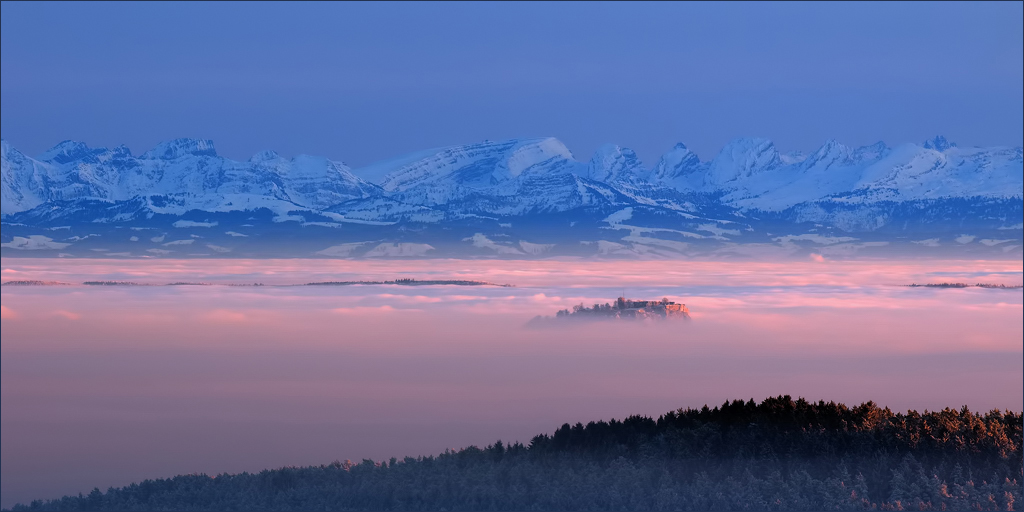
[2,136,1021,259]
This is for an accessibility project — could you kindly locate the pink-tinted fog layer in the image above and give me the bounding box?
[1,258,1021,508]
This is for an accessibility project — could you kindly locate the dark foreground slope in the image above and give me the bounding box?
[11,396,1022,511]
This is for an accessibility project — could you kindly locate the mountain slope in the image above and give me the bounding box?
[2,136,1021,258]
[2,138,379,217]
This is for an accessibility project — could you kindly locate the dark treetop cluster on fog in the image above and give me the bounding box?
[11,396,1021,511]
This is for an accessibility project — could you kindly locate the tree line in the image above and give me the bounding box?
[10,396,1021,511]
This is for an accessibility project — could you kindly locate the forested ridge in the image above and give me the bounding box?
[10,396,1022,511]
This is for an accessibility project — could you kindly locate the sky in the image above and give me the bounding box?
[1,1,1022,167]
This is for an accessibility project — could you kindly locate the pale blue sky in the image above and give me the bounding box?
[1,1,1021,166]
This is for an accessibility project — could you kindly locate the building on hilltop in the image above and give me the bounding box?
[556,297,690,320]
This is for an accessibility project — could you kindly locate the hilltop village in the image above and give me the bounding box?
[555,297,691,320]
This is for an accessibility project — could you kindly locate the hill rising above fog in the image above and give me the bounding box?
[2,136,1021,259]
[10,396,1021,511]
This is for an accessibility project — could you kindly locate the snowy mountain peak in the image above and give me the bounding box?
[853,141,889,161]
[819,138,846,152]
[803,139,853,168]
[706,137,781,185]
[493,138,575,181]
[586,144,645,182]
[141,138,217,160]
[38,140,106,164]
[370,139,515,191]
[3,136,1022,237]
[287,154,352,175]
[779,151,807,165]
[249,149,282,162]
[923,136,956,152]
[650,143,703,186]
[358,138,577,194]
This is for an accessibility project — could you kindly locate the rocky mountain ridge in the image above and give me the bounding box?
[2,136,1021,258]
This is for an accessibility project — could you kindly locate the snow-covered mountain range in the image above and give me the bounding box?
[2,136,1021,258]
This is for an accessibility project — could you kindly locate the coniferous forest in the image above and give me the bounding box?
[9,396,1022,511]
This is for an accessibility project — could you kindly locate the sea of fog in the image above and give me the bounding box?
[2,258,1022,508]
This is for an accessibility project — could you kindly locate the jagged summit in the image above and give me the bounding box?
[37,140,107,164]
[853,141,889,161]
[705,137,782,186]
[923,135,956,152]
[649,143,703,187]
[249,149,282,162]
[802,139,852,168]
[585,144,646,183]
[1,137,378,216]
[140,138,217,160]
[354,137,576,189]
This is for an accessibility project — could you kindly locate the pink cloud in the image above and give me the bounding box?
[51,310,81,320]
[1,305,17,319]
[444,295,489,302]
[332,305,398,314]
[0,257,1019,289]
[203,309,247,323]
[1,258,1019,356]
[374,294,443,303]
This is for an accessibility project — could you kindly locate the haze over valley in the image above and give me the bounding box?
[2,258,1021,509]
